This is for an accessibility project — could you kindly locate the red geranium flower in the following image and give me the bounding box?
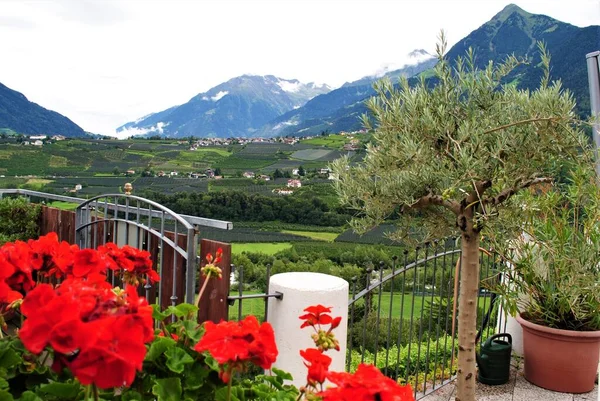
[194,315,278,382]
[300,348,332,385]
[98,243,159,285]
[19,280,153,389]
[299,304,333,328]
[320,364,414,401]
[28,233,79,279]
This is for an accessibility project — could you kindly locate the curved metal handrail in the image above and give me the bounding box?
[348,248,461,305]
[77,194,195,231]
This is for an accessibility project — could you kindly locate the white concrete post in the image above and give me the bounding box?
[267,272,348,388]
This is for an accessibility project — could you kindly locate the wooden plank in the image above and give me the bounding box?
[197,239,231,323]
[158,232,188,309]
[39,206,75,243]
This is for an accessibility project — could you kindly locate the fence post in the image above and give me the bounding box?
[267,272,348,388]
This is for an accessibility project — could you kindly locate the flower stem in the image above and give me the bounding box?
[195,275,211,308]
[93,384,99,401]
[227,375,232,401]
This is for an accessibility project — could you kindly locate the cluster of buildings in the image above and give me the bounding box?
[21,134,66,146]
[188,136,300,150]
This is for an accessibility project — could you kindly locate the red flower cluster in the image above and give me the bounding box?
[299,304,341,330]
[300,348,332,386]
[320,363,414,401]
[298,305,414,401]
[299,304,341,352]
[194,315,278,383]
[97,243,159,285]
[200,247,223,279]
[0,233,159,312]
[19,280,153,389]
[27,232,79,280]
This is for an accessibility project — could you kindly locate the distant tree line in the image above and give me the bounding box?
[142,190,353,226]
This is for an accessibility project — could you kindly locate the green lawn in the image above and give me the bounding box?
[227,291,431,323]
[47,201,79,211]
[227,291,492,325]
[228,290,266,321]
[232,242,292,255]
[280,230,338,242]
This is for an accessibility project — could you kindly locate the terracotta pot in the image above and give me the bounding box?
[516,314,600,393]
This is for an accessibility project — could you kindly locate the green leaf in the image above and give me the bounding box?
[16,391,42,401]
[151,304,170,321]
[152,378,182,401]
[272,367,293,381]
[0,348,20,370]
[203,355,220,372]
[120,390,143,401]
[180,320,202,342]
[173,303,198,318]
[215,386,244,401]
[183,364,209,390]
[165,347,194,374]
[0,390,14,401]
[0,378,7,390]
[38,382,81,399]
[146,336,176,362]
[262,376,284,390]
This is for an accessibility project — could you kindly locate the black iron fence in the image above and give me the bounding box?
[228,240,504,400]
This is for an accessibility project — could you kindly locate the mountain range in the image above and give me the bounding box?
[1,4,598,139]
[118,50,436,139]
[116,76,331,138]
[0,82,85,137]
[119,4,600,139]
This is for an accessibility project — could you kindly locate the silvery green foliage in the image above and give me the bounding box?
[332,34,589,243]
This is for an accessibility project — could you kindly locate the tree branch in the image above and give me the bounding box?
[466,180,492,206]
[407,193,460,215]
[483,117,559,135]
[483,177,553,206]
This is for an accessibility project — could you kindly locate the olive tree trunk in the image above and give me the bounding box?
[455,229,481,401]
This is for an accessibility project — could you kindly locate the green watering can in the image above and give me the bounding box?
[476,333,512,385]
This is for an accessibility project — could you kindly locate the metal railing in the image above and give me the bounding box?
[0,188,233,230]
[228,241,503,400]
[346,241,502,399]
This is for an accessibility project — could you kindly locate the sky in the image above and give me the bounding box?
[1,0,599,137]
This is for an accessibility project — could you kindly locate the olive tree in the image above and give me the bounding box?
[331,37,589,401]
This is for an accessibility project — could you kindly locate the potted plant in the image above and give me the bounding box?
[493,164,600,393]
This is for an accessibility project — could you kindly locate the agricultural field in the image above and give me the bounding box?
[290,148,333,161]
[280,230,338,241]
[232,243,293,255]
[299,134,350,148]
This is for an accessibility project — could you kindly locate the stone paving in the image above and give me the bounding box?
[420,361,598,401]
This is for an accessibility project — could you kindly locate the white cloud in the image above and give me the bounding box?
[0,0,596,136]
[211,91,228,101]
[277,80,302,93]
[113,122,167,139]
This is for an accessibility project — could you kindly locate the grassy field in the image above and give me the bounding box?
[228,290,266,321]
[227,291,445,322]
[47,201,79,211]
[300,134,349,148]
[232,242,293,255]
[280,230,338,241]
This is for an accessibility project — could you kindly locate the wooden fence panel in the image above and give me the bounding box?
[39,206,76,243]
[158,232,188,309]
[197,239,231,323]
